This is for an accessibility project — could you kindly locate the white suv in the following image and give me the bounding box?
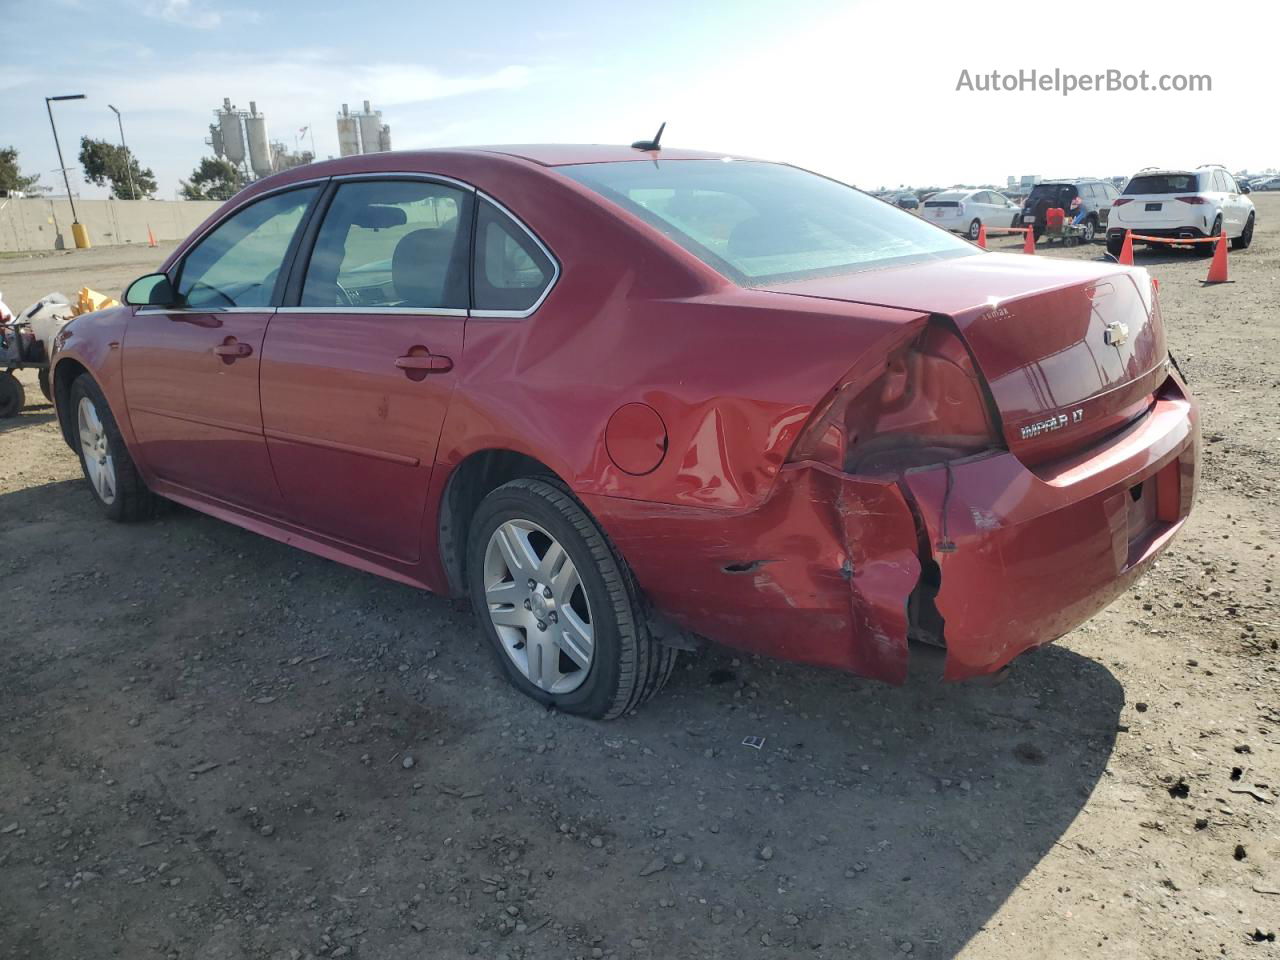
[1107,165,1255,256]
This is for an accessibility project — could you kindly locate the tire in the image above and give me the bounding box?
[69,375,158,522]
[38,368,51,402]
[1232,214,1254,250]
[466,477,676,719]
[1033,226,1044,241]
[0,371,24,418]
[967,219,982,241]
[1081,216,1097,243]
[1203,216,1223,256]
[1106,233,1125,258]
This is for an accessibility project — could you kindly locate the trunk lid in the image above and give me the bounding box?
[758,252,1168,463]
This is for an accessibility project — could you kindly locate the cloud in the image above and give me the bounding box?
[80,51,532,118]
[140,0,222,28]
[0,67,37,93]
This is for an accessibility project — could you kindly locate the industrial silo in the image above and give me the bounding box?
[245,101,273,178]
[377,124,392,152]
[337,104,360,157]
[358,100,384,154]
[218,98,246,166]
[208,122,225,159]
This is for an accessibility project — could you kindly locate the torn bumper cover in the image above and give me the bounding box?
[587,378,1198,684]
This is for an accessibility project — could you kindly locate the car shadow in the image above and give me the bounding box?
[0,411,56,435]
[631,640,1123,956]
[0,478,1124,960]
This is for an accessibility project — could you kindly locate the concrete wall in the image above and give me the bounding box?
[0,197,223,252]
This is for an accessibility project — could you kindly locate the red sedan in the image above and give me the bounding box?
[49,145,1199,718]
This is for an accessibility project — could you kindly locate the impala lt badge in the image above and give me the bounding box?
[1020,408,1085,440]
[1104,320,1129,347]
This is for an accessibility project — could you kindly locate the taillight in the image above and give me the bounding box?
[787,322,1002,476]
[1112,198,1133,206]
[1176,196,1207,204]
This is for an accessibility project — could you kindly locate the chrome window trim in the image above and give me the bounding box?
[275,306,469,317]
[472,190,561,319]
[331,171,476,193]
[136,306,271,314]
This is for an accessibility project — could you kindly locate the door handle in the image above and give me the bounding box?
[395,354,453,374]
[212,339,252,361]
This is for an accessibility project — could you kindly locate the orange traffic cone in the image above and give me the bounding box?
[1023,226,1036,254]
[1118,229,1134,265]
[1202,230,1231,284]
[147,225,158,248]
[976,223,987,249]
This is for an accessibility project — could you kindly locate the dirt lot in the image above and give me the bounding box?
[2,200,1277,960]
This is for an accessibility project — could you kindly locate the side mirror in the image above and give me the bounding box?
[124,272,177,307]
[1240,184,1251,194]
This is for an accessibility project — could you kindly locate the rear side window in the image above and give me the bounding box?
[1124,174,1201,195]
[561,160,975,285]
[473,199,556,313]
[301,179,471,310]
[177,186,318,308]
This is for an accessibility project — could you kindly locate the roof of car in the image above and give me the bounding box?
[1130,169,1198,176]
[466,144,747,165]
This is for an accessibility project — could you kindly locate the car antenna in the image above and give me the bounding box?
[631,122,666,152]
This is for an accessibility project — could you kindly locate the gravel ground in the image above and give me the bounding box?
[1,199,1277,960]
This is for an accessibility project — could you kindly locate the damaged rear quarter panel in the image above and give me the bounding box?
[583,462,920,682]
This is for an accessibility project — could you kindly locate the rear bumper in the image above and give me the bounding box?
[588,375,1198,684]
[1108,224,1208,241]
[901,375,1198,679]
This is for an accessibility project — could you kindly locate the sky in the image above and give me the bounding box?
[1,0,1277,199]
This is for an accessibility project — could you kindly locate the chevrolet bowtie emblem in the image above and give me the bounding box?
[1104,320,1129,347]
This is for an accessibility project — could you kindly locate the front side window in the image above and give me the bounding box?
[473,199,556,312]
[177,186,319,308]
[560,160,974,285]
[302,179,471,310]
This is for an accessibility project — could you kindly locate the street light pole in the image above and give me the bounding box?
[45,93,88,248]
[107,104,138,200]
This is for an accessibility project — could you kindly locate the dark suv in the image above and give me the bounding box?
[1020,179,1119,242]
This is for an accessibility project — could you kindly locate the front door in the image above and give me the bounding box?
[259,177,472,562]
[124,185,321,511]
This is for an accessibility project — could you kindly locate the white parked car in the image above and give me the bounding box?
[1106,165,1255,255]
[921,189,1022,240]
[1250,176,1280,191]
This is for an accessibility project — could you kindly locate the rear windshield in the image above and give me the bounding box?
[1124,173,1202,195]
[559,160,975,285]
[923,192,965,207]
[1027,183,1077,204]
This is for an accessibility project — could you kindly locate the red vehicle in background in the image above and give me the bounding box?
[49,144,1199,719]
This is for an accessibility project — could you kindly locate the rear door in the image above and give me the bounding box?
[1217,171,1242,234]
[259,176,473,562]
[124,185,320,511]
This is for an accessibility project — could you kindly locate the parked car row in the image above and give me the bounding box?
[903,164,1261,256]
[1242,175,1280,191]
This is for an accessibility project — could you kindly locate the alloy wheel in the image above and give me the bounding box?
[77,395,117,505]
[482,518,594,694]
